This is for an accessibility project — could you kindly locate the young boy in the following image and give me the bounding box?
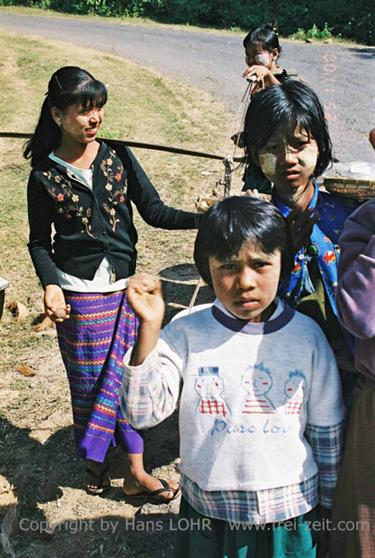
[121,196,344,558]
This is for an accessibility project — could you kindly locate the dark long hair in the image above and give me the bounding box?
[243,23,281,54]
[24,66,107,167]
[244,80,332,179]
[194,196,289,287]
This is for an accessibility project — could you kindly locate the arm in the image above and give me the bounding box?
[116,145,200,229]
[304,422,344,558]
[242,65,281,88]
[27,172,60,288]
[127,274,164,366]
[121,274,182,428]
[305,418,344,558]
[337,202,375,339]
[305,421,344,509]
[27,173,70,322]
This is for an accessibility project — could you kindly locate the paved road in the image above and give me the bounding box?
[1,12,374,162]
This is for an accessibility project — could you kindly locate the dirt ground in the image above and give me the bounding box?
[0,276,215,558]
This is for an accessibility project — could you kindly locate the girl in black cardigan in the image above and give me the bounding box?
[25,66,198,504]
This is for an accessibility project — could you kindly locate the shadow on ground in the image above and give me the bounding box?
[0,395,181,557]
[1,266,212,557]
[347,47,375,58]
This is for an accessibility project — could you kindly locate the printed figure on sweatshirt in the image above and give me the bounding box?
[121,196,345,558]
[195,367,230,417]
[283,370,306,414]
[241,363,275,414]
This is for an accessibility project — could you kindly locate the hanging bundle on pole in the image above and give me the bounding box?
[196,156,236,211]
[223,157,234,198]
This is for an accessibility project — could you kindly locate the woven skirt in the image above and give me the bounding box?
[56,290,143,462]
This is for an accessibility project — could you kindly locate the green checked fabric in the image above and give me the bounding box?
[174,497,317,558]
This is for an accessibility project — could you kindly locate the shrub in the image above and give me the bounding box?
[291,23,333,42]
[0,0,373,44]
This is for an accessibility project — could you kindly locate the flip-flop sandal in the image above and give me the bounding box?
[85,462,111,495]
[147,478,181,505]
[122,479,180,506]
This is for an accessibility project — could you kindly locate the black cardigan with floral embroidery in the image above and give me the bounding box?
[27,141,199,288]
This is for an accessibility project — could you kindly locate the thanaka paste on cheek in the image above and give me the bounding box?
[259,153,277,180]
[259,143,318,184]
[300,145,318,176]
[254,53,270,66]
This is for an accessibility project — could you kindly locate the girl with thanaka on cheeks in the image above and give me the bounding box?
[121,196,344,558]
[244,80,359,410]
[235,24,291,194]
[242,24,288,91]
[25,66,199,503]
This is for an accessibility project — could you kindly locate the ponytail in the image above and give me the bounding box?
[23,97,61,168]
[265,21,279,36]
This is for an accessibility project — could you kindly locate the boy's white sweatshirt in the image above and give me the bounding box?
[122,300,344,492]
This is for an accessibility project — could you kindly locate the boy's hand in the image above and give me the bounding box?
[127,274,165,366]
[44,284,71,322]
[128,274,165,327]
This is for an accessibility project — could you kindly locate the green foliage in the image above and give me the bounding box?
[291,23,333,42]
[0,0,373,44]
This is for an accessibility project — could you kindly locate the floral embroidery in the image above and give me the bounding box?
[100,148,127,231]
[42,147,127,236]
[42,170,96,238]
